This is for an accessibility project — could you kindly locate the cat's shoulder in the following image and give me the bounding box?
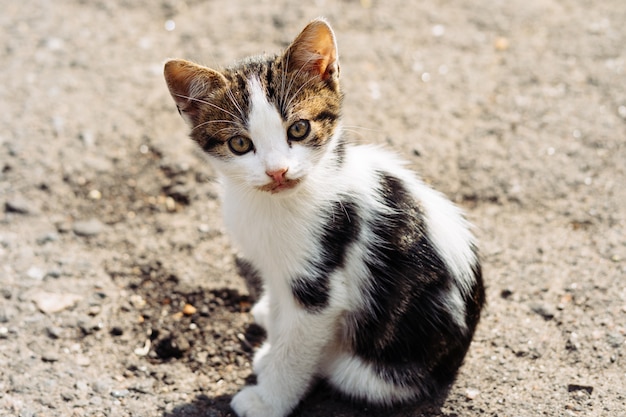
[341,143,417,186]
[342,143,407,170]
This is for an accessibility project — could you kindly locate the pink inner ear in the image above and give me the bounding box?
[287,20,339,80]
[164,60,201,111]
[163,60,226,122]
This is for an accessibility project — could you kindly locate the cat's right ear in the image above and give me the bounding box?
[163,59,227,127]
[284,19,340,85]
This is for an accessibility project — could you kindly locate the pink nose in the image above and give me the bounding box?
[266,168,288,183]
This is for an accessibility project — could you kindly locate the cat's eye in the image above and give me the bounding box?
[287,120,310,141]
[228,136,254,155]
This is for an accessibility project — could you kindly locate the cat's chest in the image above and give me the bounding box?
[221,191,326,277]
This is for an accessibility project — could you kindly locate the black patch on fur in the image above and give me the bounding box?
[264,63,276,101]
[465,255,485,330]
[313,110,338,123]
[291,200,360,312]
[291,276,328,312]
[346,173,483,394]
[334,139,346,167]
[306,133,323,148]
[235,73,248,96]
[201,135,222,153]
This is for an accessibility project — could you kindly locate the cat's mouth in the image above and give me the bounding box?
[258,178,301,194]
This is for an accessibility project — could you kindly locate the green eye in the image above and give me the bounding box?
[287,120,310,141]
[228,136,254,155]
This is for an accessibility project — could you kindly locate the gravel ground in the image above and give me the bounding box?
[1,0,625,416]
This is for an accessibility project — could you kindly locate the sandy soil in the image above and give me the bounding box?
[1,0,625,416]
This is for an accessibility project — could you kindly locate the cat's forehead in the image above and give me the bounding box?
[223,55,280,89]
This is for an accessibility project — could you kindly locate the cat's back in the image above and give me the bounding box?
[340,142,480,302]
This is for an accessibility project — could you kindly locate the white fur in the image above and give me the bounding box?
[210,77,478,417]
[321,351,418,405]
[413,181,478,297]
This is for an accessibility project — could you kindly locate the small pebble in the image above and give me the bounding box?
[73,218,105,237]
[32,291,82,314]
[61,391,76,401]
[88,189,102,200]
[182,303,197,316]
[465,388,480,400]
[36,232,60,245]
[46,326,63,339]
[55,220,72,233]
[165,196,176,212]
[566,332,581,351]
[129,294,146,309]
[130,380,155,394]
[607,332,624,348]
[134,339,151,357]
[78,318,103,335]
[567,383,593,395]
[111,389,130,398]
[2,288,12,299]
[165,184,191,205]
[75,381,89,392]
[90,396,103,406]
[88,305,102,316]
[5,198,35,214]
[92,380,111,394]
[46,269,62,279]
[79,130,95,147]
[42,351,60,362]
[530,302,555,320]
[26,266,46,280]
[0,306,14,323]
[500,289,513,299]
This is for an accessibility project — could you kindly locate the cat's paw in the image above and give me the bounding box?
[252,342,271,375]
[230,386,282,417]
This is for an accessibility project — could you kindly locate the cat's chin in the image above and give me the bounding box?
[257,178,302,195]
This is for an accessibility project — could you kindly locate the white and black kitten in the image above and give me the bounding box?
[164,18,484,417]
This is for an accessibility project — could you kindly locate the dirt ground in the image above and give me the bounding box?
[1,0,625,416]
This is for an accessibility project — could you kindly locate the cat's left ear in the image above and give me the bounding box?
[164,59,227,127]
[284,18,340,85]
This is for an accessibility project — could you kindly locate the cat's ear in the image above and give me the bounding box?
[284,18,340,83]
[163,59,227,126]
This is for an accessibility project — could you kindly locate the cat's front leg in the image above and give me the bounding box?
[252,341,271,375]
[230,386,281,417]
[250,292,270,330]
[231,305,335,417]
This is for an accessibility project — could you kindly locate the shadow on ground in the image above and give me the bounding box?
[164,382,446,417]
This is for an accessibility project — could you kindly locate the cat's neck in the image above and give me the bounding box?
[219,161,337,281]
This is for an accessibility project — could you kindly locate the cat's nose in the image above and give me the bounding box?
[266,168,288,183]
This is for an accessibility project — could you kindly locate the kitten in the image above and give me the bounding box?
[164,18,484,417]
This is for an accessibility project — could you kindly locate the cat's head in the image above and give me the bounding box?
[164,19,343,196]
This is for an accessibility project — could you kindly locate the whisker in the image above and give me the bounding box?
[225,87,245,122]
[341,125,380,132]
[284,75,317,111]
[279,49,291,112]
[282,53,318,113]
[211,126,241,137]
[174,93,240,120]
[191,119,240,132]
